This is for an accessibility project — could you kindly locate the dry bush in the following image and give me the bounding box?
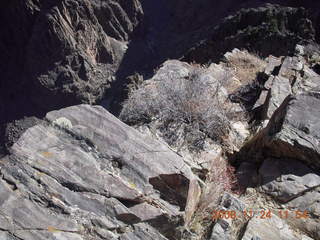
[223,49,266,92]
[198,155,239,213]
[119,74,155,124]
[120,67,232,150]
[187,155,239,239]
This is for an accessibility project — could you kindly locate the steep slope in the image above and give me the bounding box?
[1,0,320,124]
[0,0,143,119]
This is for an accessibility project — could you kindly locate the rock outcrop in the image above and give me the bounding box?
[259,92,320,169]
[183,4,315,64]
[0,0,143,117]
[0,104,201,240]
[242,45,320,170]
[1,1,320,124]
[232,45,320,239]
[1,1,320,239]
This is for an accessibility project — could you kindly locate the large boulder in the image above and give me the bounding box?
[258,91,320,170]
[258,158,320,239]
[259,158,320,204]
[241,214,313,240]
[0,104,200,240]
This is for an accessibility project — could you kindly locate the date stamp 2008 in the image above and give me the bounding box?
[211,209,310,220]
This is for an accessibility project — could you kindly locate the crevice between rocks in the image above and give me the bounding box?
[1,175,18,191]
[149,174,190,211]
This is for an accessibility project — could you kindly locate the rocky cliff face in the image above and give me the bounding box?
[0,0,143,118]
[1,1,320,240]
[183,4,315,63]
[1,0,320,123]
[2,45,320,240]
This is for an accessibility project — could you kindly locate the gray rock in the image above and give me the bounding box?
[184,178,202,225]
[278,56,305,78]
[266,92,320,169]
[259,158,320,203]
[220,192,245,212]
[209,193,245,240]
[287,189,320,217]
[261,76,292,119]
[183,4,315,64]
[258,158,320,239]
[241,214,311,240]
[0,232,15,240]
[210,222,230,240]
[120,223,169,240]
[247,91,320,171]
[295,45,305,56]
[294,75,320,94]
[264,56,282,76]
[0,104,201,240]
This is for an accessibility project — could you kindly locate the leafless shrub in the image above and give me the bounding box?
[198,156,239,213]
[120,66,232,150]
[120,74,155,124]
[187,155,240,239]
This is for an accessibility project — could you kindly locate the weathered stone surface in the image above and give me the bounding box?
[257,158,320,239]
[183,4,315,64]
[294,74,320,94]
[262,76,292,119]
[119,223,169,240]
[0,104,202,240]
[210,223,230,240]
[279,56,305,78]
[209,193,245,240]
[259,158,320,203]
[264,56,282,76]
[264,92,320,169]
[184,178,202,225]
[241,214,311,240]
[219,192,246,212]
[246,91,320,171]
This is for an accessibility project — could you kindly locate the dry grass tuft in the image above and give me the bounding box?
[223,49,267,88]
[186,154,240,239]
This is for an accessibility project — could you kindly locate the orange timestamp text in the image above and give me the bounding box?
[211,209,309,220]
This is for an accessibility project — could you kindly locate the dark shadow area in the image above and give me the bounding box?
[231,141,320,203]
[149,174,190,211]
[101,0,173,116]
